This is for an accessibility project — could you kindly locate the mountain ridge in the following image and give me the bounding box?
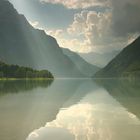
[0,0,85,78]
[62,48,100,77]
[79,50,120,67]
[94,36,140,78]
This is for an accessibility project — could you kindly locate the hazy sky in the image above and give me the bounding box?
[9,0,140,53]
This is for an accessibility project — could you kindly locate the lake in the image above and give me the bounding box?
[0,79,140,140]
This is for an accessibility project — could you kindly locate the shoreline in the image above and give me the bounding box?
[0,78,54,81]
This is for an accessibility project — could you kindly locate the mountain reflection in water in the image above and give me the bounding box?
[26,79,140,140]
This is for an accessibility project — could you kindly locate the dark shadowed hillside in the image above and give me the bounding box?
[0,0,84,78]
[94,36,140,78]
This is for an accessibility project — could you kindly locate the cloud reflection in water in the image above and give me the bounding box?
[26,88,140,140]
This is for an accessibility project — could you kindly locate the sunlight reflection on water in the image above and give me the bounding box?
[26,86,140,140]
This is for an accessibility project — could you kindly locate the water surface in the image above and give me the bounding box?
[0,79,140,140]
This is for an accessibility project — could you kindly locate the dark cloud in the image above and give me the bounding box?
[111,0,140,36]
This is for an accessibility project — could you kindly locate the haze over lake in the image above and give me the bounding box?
[0,0,140,140]
[0,79,140,140]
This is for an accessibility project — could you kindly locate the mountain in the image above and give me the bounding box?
[94,36,140,78]
[0,0,84,78]
[62,48,100,77]
[79,50,120,67]
[0,61,54,78]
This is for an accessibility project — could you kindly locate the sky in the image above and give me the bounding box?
[9,0,140,53]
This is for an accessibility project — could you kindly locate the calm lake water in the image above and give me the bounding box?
[0,79,140,140]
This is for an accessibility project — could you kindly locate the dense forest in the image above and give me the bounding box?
[0,61,54,79]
